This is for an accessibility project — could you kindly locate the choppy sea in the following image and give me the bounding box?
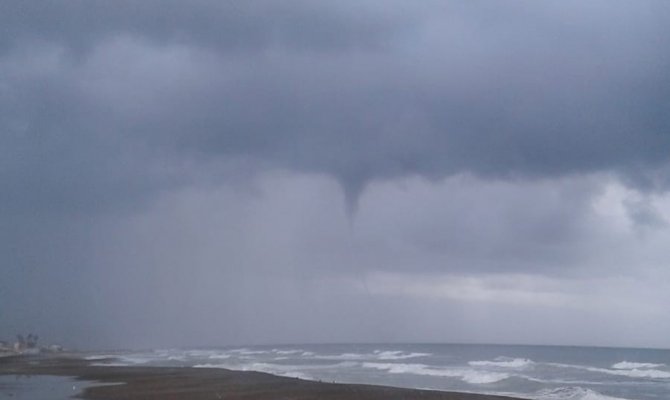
[86,343,670,400]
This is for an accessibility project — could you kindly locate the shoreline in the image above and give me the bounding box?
[0,354,524,400]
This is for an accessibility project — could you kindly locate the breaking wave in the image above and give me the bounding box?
[88,355,153,366]
[208,354,231,359]
[194,360,357,380]
[611,361,665,370]
[547,362,670,380]
[229,348,270,355]
[374,350,432,360]
[84,355,114,360]
[361,362,509,384]
[313,352,367,360]
[469,357,534,369]
[272,349,305,355]
[313,350,430,361]
[193,362,312,379]
[84,346,668,400]
[534,386,629,400]
[597,367,670,379]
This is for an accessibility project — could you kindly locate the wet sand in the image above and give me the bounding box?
[0,355,523,400]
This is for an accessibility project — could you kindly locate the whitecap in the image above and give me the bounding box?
[195,360,356,377]
[547,362,670,380]
[469,357,534,368]
[182,350,220,357]
[611,361,664,370]
[461,371,510,384]
[534,386,630,400]
[313,352,368,360]
[117,356,152,364]
[361,362,508,384]
[84,355,115,360]
[272,349,304,355]
[599,367,670,379]
[374,350,431,360]
[208,354,232,360]
[90,355,152,366]
[314,351,429,361]
[194,363,233,369]
[229,348,269,355]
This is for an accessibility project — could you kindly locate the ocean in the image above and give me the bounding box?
[86,343,670,400]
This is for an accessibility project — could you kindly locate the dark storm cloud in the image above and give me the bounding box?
[3,1,670,348]
[0,0,407,54]
[2,0,670,216]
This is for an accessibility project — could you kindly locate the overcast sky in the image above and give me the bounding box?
[2,0,670,350]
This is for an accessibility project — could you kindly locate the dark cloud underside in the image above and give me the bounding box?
[2,0,670,348]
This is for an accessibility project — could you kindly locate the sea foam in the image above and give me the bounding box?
[374,350,431,360]
[548,362,670,380]
[314,350,430,361]
[88,355,153,366]
[272,349,304,355]
[84,355,115,360]
[600,368,670,379]
[361,362,509,384]
[611,361,665,370]
[195,362,314,380]
[469,357,534,368]
[535,386,629,400]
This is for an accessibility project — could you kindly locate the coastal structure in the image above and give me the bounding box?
[0,341,11,356]
[0,333,63,356]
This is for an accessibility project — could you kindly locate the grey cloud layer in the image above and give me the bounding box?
[2,0,670,216]
[1,1,405,54]
[3,1,670,348]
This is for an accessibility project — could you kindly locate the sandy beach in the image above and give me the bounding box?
[0,355,523,400]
